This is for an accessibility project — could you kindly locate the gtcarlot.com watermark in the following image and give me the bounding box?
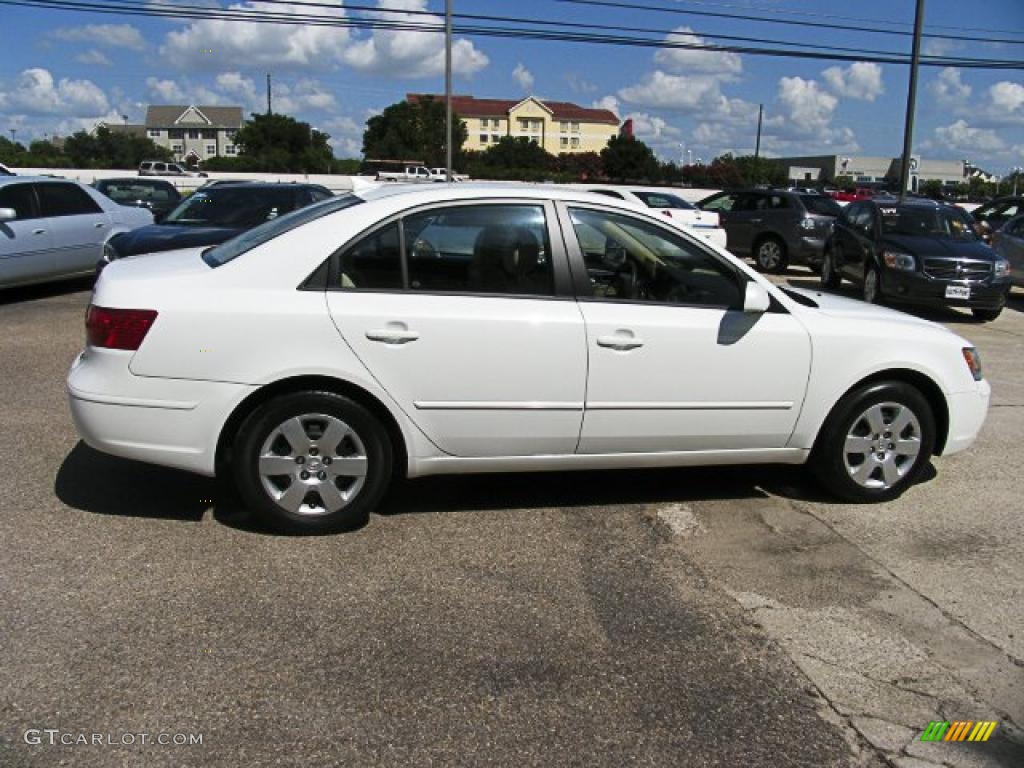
[24,729,202,747]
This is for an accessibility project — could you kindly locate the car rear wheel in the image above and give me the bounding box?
[754,236,787,273]
[812,381,935,503]
[863,265,883,304]
[820,248,841,289]
[232,391,392,533]
[972,306,1002,322]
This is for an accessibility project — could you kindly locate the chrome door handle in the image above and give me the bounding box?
[596,333,644,351]
[33,228,46,235]
[366,328,420,344]
[94,222,107,228]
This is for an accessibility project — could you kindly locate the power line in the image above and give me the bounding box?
[3,0,1021,70]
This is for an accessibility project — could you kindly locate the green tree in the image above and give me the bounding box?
[463,137,559,181]
[600,135,660,182]
[63,127,171,169]
[556,151,603,181]
[233,112,334,173]
[0,136,27,164]
[362,98,468,169]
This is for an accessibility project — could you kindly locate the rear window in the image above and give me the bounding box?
[800,195,842,216]
[202,194,364,267]
[631,190,696,210]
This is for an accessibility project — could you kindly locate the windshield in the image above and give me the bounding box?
[165,186,298,227]
[98,180,177,204]
[202,193,364,267]
[799,195,842,216]
[631,190,696,210]
[878,205,978,241]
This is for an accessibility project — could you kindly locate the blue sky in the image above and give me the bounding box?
[1,0,1022,173]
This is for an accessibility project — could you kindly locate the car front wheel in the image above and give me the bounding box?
[232,391,393,533]
[812,381,935,503]
[863,265,883,304]
[820,248,841,289]
[972,306,1002,322]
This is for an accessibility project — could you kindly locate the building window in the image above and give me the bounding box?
[480,134,489,144]
[571,121,580,132]
[147,129,161,138]
[169,129,184,139]
[206,144,217,156]
[571,137,580,148]
[187,129,200,139]
[201,129,216,139]
[518,118,530,132]
[491,134,501,143]
[560,121,568,133]
[171,144,183,153]
[560,136,569,148]
[225,145,237,155]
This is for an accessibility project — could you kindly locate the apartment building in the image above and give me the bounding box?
[115,105,245,165]
[407,94,620,154]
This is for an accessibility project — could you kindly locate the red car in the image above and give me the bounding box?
[827,187,875,203]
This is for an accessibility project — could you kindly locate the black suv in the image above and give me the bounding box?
[102,182,333,265]
[821,198,1012,321]
[697,188,842,273]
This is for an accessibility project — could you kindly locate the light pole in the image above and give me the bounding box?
[898,0,926,203]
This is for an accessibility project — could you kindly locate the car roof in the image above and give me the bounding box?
[355,182,650,207]
[0,175,81,186]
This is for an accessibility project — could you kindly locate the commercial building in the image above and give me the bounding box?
[104,105,244,165]
[407,94,620,155]
[775,154,967,191]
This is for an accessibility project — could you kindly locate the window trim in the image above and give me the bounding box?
[323,198,576,300]
[554,200,761,313]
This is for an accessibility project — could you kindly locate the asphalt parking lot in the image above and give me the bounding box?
[1,275,1022,768]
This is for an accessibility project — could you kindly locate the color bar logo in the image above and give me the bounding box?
[920,721,998,742]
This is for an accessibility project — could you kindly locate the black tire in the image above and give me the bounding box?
[753,236,788,273]
[820,248,841,289]
[811,381,935,503]
[863,264,883,304]
[232,391,393,533]
[972,306,1002,322]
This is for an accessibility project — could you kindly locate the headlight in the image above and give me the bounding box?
[882,250,915,271]
[994,258,1010,278]
[102,241,118,263]
[962,347,983,381]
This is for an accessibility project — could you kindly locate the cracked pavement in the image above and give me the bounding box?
[0,276,1021,767]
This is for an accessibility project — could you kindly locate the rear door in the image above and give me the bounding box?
[997,216,1024,284]
[325,199,587,457]
[0,183,54,286]
[36,182,111,276]
[723,192,763,254]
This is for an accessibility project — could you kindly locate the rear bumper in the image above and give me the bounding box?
[880,270,1011,310]
[796,236,827,265]
[942,381,991,455]
[67,349,253,476]
[694,226,727,249]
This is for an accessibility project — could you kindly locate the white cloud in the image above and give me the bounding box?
[618,70,729,112]
[928,67,971,105]
[776,76,838,133]
[321,115,363,157]
[341,1,488,78]
[822,62,883,101]
[54,24,146,51]
[1,68,109,116]
[990,81,1024,114]
[512,63,534,93]
[934,119,1005,152]
[654,26,742,77]
[146,77,186,102]
[76,49,113,67]
[162,1,352,70]
[592,95,620,116]
[566,73,597,94]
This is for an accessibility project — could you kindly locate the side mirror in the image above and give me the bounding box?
[0,207,16,223]
[743,281,771,313]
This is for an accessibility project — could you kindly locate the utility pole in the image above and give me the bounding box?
[754,103,763,161]
[266,73,272,115]
[444,0,453,182]
[898,0,925,203]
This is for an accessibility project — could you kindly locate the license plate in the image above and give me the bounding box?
[945,284,970,300]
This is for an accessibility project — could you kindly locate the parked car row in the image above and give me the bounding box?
[580,185,726,249]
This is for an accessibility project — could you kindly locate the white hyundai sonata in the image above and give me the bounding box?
[68,183,990,532]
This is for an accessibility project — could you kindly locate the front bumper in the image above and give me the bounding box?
[67,348,254,476]
[880,269,1011,310]
[942,381,991,455]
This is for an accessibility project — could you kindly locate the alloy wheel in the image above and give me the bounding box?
[842,402,922,490]
[257,413,368,516]
[864,268,880,303]
[757,240,782,271]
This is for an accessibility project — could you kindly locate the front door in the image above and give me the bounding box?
[326,201,587,457]
[0,182,54,286]
[36,182,111,275]
[559,203,812,453]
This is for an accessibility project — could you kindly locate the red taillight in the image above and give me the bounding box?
[85,306,158,350]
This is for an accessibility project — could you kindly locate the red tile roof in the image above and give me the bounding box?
[406,94,619,125]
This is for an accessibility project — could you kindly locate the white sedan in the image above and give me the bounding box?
[68,184,990,532]
[579,184,726,248]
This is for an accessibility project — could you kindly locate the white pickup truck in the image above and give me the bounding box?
[375,165,467,182]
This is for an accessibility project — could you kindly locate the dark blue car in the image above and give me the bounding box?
[101,182,333,267]
[820,198,1012,322]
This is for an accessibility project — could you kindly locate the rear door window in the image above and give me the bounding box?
[0,183,39,220]
[37,183,102,217]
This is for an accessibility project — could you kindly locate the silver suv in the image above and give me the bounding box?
[698,189,843,273]
[138,160,207,178]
